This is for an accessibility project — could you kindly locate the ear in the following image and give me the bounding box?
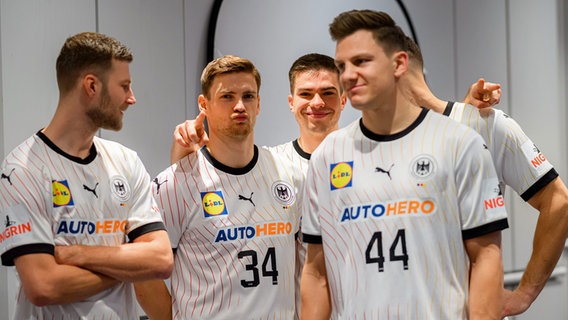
[82,74,98,97]
[340,92,347,111]
[392,51,409,78]
[197,95,207,113]
[288,94,294,112]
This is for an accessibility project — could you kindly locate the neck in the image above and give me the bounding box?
[406,71,447,113]
[206,132,256,168]
[297,128,334,154]
[42,101,98,159]
[360,90,422,135]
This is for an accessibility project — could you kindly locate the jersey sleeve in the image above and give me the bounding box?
[153,164,186,249]
[301,147,327,244]
[124,155,165,242]
[0,163,55,266]
[455,129,509,240]
[492,111,557,201]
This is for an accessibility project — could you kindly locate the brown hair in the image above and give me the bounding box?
[201,55,261,98]
[329,9,410,56]
[288,53,340,93]
[56,32,133,94]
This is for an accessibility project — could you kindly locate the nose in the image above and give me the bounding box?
[234,98,246,111]
[340,64,357,86]
[126,88,136,105]
[309,93,325,108]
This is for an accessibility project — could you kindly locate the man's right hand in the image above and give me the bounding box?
[171,110,209,163]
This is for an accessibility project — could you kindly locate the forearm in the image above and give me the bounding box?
[466,232,503,320]
[56,231,173,282]
[134,279,172,320]
[170,141,195,164]
[520,178,568,301]
[300,243,331,320]
[517,209,568,299]
[16,254,119,306]
[469,248,503,319]
[300,273,331,320]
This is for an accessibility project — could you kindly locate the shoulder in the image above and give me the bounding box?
[93,136,139,160]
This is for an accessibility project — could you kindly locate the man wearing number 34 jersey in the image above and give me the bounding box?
[134,55,303,320]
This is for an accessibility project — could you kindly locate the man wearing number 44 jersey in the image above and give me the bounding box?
[300,10,509,320]
[134,55,304,320]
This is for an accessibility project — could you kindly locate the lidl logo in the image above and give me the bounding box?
[201,191,228,217]
[330,161,353,190]
[52,180,74,207]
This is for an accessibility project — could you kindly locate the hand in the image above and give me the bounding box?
[502,287,533,317]
[464,78,502,109]
[174,110,209,148]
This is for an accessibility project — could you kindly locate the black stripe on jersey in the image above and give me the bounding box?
[200,145,259,175]
[292,139,311,160]
[360,107,429,141]
[302,233,322,244]
[462,218,509,240]
[442,101,455,116]
[36,130,97,164]
[1,243,54,266]
[127,221,166,243]
[520,168,559,201]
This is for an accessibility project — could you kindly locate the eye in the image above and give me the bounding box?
[243,93,256,100]
[354,58,367,66]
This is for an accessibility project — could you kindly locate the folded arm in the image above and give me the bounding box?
[14,253,119,306]
[55,229,173,282]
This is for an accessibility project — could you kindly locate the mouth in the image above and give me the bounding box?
[233,114,248,122]
[307,111,331,119]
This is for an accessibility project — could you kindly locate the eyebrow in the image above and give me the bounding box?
[296,86,338,92]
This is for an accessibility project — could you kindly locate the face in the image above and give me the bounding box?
[87,60,136,131]
[288,70,345,135]
[200,72,260,139]
[334,29,396,111]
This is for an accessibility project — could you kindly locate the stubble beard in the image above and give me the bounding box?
[87,85,123,131]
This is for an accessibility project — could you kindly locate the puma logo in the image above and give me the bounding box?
[153,178,168,194]
[4,215,16,228]
[238,192,255,207]
[83,182,99,198]
[1,168,15,185]
[375,164,394,180]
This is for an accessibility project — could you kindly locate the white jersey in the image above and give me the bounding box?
[445,102,557,200]
[268,140,309,320]
[302,108,509,319]
[154,146,304,320]
[0,132,164,320]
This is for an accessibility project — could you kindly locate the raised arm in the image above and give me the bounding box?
[171,110,209,163]
[463,78,502,109]
[300,243,331,320]
[464,231,503,320]
[14,253,119,306]
[55,229,173,282]
[503,177,568,316]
